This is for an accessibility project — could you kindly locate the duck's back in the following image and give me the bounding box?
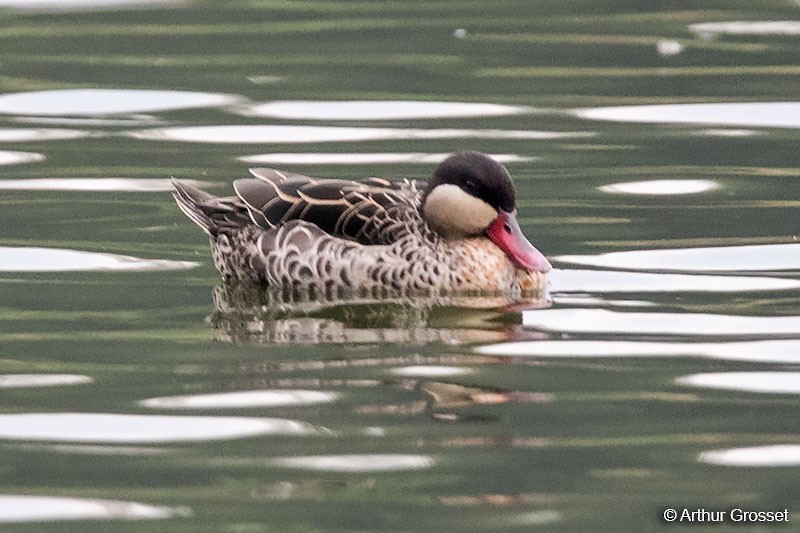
[177,168,425,246]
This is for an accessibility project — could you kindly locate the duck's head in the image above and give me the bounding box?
[421,151,552,273]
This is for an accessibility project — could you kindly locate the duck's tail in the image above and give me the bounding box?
[171,179,219,235]
[172,180,255,237]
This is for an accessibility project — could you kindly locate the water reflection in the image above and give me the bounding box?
[676,372,800,394]
[0,178,209,192]
[0,374,92,388]
[598,179,719,195]
[699,445,800,467]
[141,389,339,409]
[0,0,188,11]
[129,124,594,143]
[522,309,800,336]
[0,495,190,523]
[0,246,198,272]
[209,283,547,345]
[0,151,45,165]
[0,89,238,116]
[0,413,318,442]
[271,454,435,472]
[689,21,800,39]
[574,102,800,128]
[554,244,800,272]
[389,366,473,377]
[239,100,530,120]
[476,339,800,364]
[240,152,535,165]
[0,128,91,141]
[548,268,800,292]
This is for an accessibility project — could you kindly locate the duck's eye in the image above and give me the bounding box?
[463,179,477,193]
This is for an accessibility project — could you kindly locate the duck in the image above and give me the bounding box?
[172,151,551,297]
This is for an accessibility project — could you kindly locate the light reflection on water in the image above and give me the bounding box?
[239,100,531,120]
[0,374,92,388]
[0,246,198,272]
[0,128,91,142]
[0,151,45,165]
[240,152,536,165]
[574,102,800,128]
[554,244,800,272]
[476,339,800,363]
[700,445,800,467]
[0,177,209,192]
[271,454,435,472]
[140,389,339,409]
[522,309,800,336]
[0,0,188,12]
[0,89,238,116]
[0,413,319,443]
[128,124,594,143]
[0,495,191,523]
[548,268,800,292]
[676,372,800,394]
[598,179,719,195]
[689,21,800,38]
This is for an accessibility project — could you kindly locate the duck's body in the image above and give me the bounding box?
[172,152,550,296]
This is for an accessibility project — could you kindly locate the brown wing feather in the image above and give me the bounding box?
[232,168,422,245]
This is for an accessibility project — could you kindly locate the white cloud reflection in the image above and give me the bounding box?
[0,413,317,443]
[271,454,435,472]
[547,268,800,292]
[0,374,92,388]
[700,445,800,467]
[0,247,197,272]
[554,244,800,272]
[0,495,190,523]
[0,151,45,165]
[522,309,800,336]
[599,179,718,195]
[476,339,800,364]
[239,152,535,165]
[0,0,187,11]
[574,102,800,129]
[0,178,206,192]
[677,372,800,394]
[128,124,593,144]
[141,390,339,409]
[0,89,237,116]
[239,100,530,120]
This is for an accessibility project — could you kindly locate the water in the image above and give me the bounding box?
[0,1,799,531]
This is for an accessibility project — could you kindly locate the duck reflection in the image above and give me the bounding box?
[209,282,550,345]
